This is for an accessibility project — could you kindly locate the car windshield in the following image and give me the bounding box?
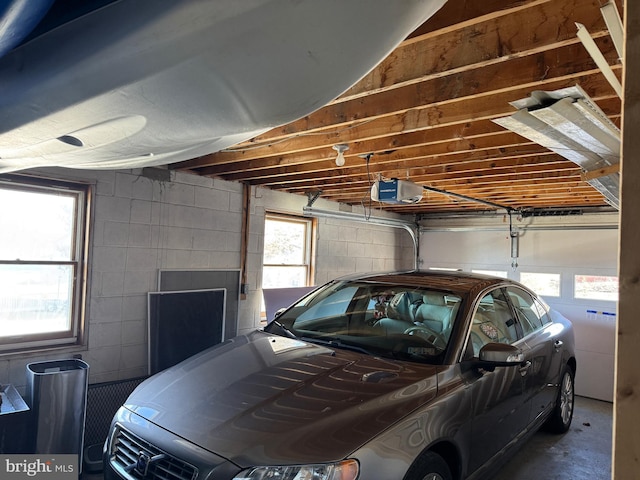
[265,280,462,364]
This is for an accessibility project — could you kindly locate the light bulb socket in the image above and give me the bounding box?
[332,144,349,166]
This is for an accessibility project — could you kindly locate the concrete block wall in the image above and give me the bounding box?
[88,170,248,384]
[314,218,414,285]
[1,168,414,389]
[252,188,416,287]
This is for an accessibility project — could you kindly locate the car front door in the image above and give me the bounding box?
[464,287,531,474]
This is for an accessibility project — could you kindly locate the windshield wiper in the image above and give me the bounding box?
[270,320,298,339]
[299,336,375,356]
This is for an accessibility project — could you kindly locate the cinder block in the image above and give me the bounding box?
[164,226,194,249]
[104,221,129,246]
[90,297,123,324]
[195,186,230,210]
[130,200,152,224]
[95,195,131,223]
[92,246,127,273]
[126,247,158,271]
[120,344,147,370]
[101,272,125,296]
[161,182,195,206]
[90,322,123,348]
[122,295,147,322]
[124,270,155,295]
[128,223,151,247]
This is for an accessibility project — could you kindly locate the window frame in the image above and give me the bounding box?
[262,212,316,288]
[0,174,91,353]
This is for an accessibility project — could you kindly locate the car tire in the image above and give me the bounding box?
[404,451,452,480]
[545,365,575,433]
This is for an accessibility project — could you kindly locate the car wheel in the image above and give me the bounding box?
[404,451,452,480]
[545,365,575,433]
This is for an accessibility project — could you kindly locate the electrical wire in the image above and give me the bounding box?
[361,153,374,221]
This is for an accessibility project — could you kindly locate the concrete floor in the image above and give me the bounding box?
[85,396,612,480]
[495,395,613,480]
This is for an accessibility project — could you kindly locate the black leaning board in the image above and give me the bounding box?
[158,269,240,340]
[148,289,225,375]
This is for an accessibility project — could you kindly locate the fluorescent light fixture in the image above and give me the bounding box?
[493,86,620,209]
[601,1,624,61]
[576,22,622,98]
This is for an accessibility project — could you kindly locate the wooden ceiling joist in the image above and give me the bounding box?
[169,0,624,215]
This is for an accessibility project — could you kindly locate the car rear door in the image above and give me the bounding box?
[465,287,531,473]
[505,286,563,424]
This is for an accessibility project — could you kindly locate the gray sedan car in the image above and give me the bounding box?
[104,271,575,480]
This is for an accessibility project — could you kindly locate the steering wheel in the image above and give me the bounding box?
[403,325,447,348]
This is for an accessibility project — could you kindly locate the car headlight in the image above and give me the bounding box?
[233,459,359,480]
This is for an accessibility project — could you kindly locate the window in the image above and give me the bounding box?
[263,213,314,288]
[519,272,561,297]
[506,286,550,337]
[469,289,518,356]
[270,281,462,361]
[574,275,618,301]
[0,175,91,353]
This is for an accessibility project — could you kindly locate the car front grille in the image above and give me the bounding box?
[109,426,198,480]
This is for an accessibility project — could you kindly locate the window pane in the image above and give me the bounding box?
[0,176,88,352]
[519,272,560,297]
[263,218,307,265]
[294,286,359,324]
[575,275,618,301]
[0,264,73,337]
[470,289,518,356]
[263,266,308,288]
[0,189,75,261]
[506,286,544,335]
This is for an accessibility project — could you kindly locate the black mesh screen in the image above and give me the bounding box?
[84,377,147,447]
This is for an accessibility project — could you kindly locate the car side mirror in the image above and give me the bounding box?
[475,343,524,371]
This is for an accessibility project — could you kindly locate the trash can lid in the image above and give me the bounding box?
[27,359,89,374]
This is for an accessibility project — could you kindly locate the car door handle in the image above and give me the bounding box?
[519,361,532,376]
[554,340,563,351]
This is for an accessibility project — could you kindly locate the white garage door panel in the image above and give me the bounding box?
[574,349,615,402]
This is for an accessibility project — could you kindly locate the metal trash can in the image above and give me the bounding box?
[26,359,89,471]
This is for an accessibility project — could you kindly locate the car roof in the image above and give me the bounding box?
[333,270,509,296]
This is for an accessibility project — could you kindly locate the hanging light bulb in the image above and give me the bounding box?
[332,144,349,166]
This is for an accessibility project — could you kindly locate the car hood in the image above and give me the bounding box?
[125,330,439,467]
